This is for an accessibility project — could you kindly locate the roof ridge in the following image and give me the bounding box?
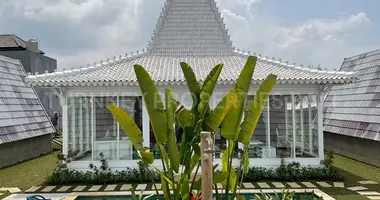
[344,48,380,62]
[234,49,356,76]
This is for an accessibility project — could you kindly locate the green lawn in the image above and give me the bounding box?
[0,152,58,191]
[326,154,380,200]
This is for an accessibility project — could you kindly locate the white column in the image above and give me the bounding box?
[91,96,95,161]
[300,97,304,152]
[291,94,296,158]
[117,96,120,160]
[318,91,324,160]
[71,98,76,152]
[62,96,68,158]
[308,95,313,154]
[79,99,83,153]
[285,97,288,140]
[142,99,150,148]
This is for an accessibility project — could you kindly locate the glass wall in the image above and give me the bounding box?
[67,96,142,161]
[67,97,92,161]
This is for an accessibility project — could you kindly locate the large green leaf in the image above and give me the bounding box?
[175,105,192,128]
[221,142,236,192]
[181,175,190,200]
[238,74,277,144]
[134,64,168,143]
[140,151,154,165]
[198,64,223,117]
[165,88,180,173]
[108,104,143,150]
[205,90,238,132]
[180,62,201,108]
[222,56,257,141]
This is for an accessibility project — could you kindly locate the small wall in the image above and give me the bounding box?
[324,131,380,167]
[0,134,53,168]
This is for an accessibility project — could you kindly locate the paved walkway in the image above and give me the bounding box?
[2,180,379,200]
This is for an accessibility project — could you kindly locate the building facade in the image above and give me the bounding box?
[26,0,356,170]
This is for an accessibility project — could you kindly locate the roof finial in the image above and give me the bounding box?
[100,60,103,63]
[125,53,128,57]
[106,58,110,62]
[113,56,116,60]
[87,64,90,67]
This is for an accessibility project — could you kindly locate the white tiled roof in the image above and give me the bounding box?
[25,0,356,87]
[26,51,355,87]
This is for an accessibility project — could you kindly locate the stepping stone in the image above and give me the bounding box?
[333,182,345,188]
[8,187,22,193]
[301,182,316,188]
[42,186,56,192]
[120,184,131,191]
[347,186,367,191]
[358,180,378,185]
[25,186,41,193]
[272,182,284,188]
[0,193,3,196]
[287,182,301,188]
[105,185,117,191]
[0,188,8,192]
[316,182,332,188]
[154,184,161,190]
[89,185,102,192]
[257,182,270,188]
[135,184,147,191]
[357,191,380,196]
[367,196,380,200]
[57,186,72,192]
[73,186,87,192]
[243,183,255,189]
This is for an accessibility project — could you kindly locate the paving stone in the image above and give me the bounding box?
[287,182,301,188]
[316,182,332,188]
[104,185,117,191]
[358,180,378,185]
[8,187,22,193]
[347,186,367,191]
[243,183,255,189]
[333,182,345,188]
[135,184,147,191]
[257,182,271,188]
[73,186,87,192]
[0,188,8,192]
[120,184,132,191]
[41,186,56,192]
[57,186,72,192]
[25,186,41,193]
[154,184,161,190]
[367,196,380,200]
[0,193,4,196]
[357,191,380,196]
[272,182,284,188]
[89,185,102,192]
[301,182,317,188]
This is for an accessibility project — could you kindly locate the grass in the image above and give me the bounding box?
[325,154,380,200]
[0,152,58,191]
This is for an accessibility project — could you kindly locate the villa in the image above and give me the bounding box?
[25,0,356,170]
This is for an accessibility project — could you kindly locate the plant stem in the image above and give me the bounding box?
[214,183,219,200]
[233,157,243,198]
[189,161,201,200]
[145,166,160,197]
[225,140,236,199]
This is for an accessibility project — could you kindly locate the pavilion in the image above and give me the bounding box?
[26,0,356,170]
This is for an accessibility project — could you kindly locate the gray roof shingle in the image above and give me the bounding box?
[0,55,55,144]
[324,49,380,141]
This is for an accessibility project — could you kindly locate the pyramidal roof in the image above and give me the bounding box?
[25,0,356,87]
[147,0,234,56]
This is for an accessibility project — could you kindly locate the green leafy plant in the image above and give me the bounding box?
[108,56,277,199]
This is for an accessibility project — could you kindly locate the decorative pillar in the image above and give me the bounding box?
[318,90,325,161]
[142,100,150,148]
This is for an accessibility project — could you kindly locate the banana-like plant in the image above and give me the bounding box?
[108,55,278,200]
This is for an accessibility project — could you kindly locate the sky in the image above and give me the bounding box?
[0,0,379,71]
